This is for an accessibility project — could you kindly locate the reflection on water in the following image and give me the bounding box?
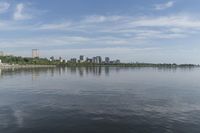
[0,67,200,133]
[0,67,112,79]
[0,66,196,79]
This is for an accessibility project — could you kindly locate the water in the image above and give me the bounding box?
[0,67,200,133]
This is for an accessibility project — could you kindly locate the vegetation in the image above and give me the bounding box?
[65,62,198,68]
[0,56,56,65]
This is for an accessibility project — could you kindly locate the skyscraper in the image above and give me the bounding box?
[92,56,102,64]
[105,57,110,64]
[32,49,39,58]
[79,55,85,62]
[92,57,97,63]
[96,56,102,64]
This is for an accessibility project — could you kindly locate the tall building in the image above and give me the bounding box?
[105,57,110,64]
[59,57,63,62]
[0,51,4,56]
[92,57,97,63]
[86,58,92,63]
[96,56,102,64]
[115,59,120,64]
[70,58,77,63]
[50,56,54,61]
[79,55,85,62]
[92,56,102,64]
[32,49,39,58]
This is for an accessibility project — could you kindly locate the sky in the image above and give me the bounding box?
[0,0,200,63]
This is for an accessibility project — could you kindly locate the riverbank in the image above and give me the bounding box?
[64,63,199,68]
[0,63,56,69]
[0,63,198,69]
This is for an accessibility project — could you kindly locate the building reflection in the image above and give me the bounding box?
[0,66,196,80]
[105,67,110,76]
[0,67,149,79]
[55,67,109,77]
[78,67,84,77]
[32,69,40,81]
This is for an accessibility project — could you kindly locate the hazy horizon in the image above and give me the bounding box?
[0,0,200,64]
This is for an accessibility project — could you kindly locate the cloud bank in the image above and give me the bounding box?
[0,2,10,13]
[154,1,174,10]
[13,3,32,20]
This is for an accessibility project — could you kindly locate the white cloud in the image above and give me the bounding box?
[2,14,200,48]
[83,15,107,23]
[0,36,94,49]
[0,2,10,13]
[0,21,7,27]
[131,15,200,28]
[82,15,123,23]
[154,1,174,10]
[0,34,148,56]
[37,14,200,33]
[38,22,71,30]
[13,3,32,20]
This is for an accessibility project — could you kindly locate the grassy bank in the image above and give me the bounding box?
[0,64,56,69]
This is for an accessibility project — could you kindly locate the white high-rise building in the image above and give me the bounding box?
[96,56,102,64]
[32,49,39,58]
[0,51,4,56]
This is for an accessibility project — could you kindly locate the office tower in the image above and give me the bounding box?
[105,57,110,64]
[79,55,85,62]
[96,56,102,64]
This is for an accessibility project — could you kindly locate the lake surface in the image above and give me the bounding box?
[0,67,200,133]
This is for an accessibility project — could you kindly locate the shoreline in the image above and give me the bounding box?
[0,64,56,69]
[0,63,199,69]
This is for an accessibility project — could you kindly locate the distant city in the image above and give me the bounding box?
[0,49,198,67]
[32,49,121,64]
[52,55,120,64]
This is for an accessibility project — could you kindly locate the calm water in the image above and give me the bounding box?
[0,67,200,133]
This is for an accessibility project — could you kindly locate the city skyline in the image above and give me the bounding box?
[0,49,121,64]
[0,0,200,63]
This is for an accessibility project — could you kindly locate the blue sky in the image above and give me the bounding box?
[0,0,200,63]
